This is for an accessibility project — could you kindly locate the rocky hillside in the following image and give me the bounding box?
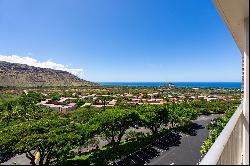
[0,61,97,87]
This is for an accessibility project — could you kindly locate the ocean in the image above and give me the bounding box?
[98,82,241,88]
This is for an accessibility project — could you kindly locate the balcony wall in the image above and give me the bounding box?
[199,103,247,165]
[201,0,249,164]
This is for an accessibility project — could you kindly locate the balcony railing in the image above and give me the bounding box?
[199,103,248,165]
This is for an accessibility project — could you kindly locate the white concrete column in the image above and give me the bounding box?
[243,17,249,165]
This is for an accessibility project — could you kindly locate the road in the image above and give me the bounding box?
[148,114,221,165]
[1,153,29,165]
[114,114,222,165]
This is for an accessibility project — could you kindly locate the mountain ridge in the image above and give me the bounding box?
[0,61,98,87]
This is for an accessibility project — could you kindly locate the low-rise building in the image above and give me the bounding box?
[38,97,77,112]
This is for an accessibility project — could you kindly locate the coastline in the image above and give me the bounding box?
[97,82,241,88]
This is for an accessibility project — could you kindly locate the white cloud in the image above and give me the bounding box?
[0,54,84,78]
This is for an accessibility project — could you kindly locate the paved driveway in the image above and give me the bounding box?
[148,114,221,165]
[114,114,222,165]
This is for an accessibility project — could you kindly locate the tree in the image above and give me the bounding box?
[83,97,93,104]
[200,104,239,155]
[19,91,46,105]
[0,92,91,165]
[0,103,53,131]
[0,116,86,165]
[49,92,61,101]
[70,98,85,107]
[96,96,113,111]
[88,108,140,149]
[137,105,168,134]
[70,107,101,124]
[116,97,126,108]
[165,103,197,130]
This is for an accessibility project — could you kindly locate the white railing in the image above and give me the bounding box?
[200,103,247,165]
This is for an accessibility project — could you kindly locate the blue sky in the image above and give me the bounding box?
[0,0,241,82]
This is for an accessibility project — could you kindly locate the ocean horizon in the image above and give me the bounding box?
[98,82,241,88]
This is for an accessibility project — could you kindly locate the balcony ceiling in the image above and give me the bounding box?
[213,0,249,55]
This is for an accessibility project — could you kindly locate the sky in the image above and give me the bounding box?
[0,0,242,82]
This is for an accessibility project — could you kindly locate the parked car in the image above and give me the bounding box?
[134,125,139,129]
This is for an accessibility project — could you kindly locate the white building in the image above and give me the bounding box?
[200,0,249,165]
[38,98,77,113]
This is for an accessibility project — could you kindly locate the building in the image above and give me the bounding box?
[38,97,78,113]
[200,0,249,165]
[147,98,164,105]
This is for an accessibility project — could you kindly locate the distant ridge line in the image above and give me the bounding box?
[0,61,98,87]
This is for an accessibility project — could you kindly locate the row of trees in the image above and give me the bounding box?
[182,99,241,115]
[0,92,198,165]
[0,91,240,165]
